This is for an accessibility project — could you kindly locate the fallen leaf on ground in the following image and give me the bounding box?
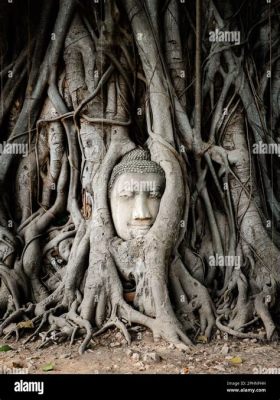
[196,335,208,344]
[0,344,12,352]
[42,363,54,372]
[12,361,24,368]
[229,356,243,364]
[17,320,34,329]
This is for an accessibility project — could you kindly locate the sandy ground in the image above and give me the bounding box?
[0,327,279,375]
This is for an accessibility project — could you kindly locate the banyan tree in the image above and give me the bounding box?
[0,0,279,354]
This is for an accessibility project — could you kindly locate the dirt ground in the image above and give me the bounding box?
[0,327,279,375]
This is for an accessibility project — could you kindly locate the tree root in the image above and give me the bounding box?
[92,304,131,346]
[170,257,215,339]
[216,315,265,340]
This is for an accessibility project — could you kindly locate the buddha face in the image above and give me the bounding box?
[110,172,165,240]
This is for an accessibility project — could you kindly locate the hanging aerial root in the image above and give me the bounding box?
[170,257,215,339]
[66,300,93,355]
[254,294,278,341]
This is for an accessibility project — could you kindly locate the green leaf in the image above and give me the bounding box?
[42,363,54,372]
[229,356,243,364]
[0,344,12,352]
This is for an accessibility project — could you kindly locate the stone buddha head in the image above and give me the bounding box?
[109,149,165,241]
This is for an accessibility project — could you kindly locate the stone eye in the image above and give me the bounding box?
[149,192,161,199]
[120,192,133,198]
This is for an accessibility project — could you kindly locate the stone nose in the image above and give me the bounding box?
[132,193,152,220]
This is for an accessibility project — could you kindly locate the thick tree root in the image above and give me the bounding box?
[216,315,265,340]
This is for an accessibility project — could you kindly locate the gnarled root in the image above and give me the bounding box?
[170,257,215,340]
